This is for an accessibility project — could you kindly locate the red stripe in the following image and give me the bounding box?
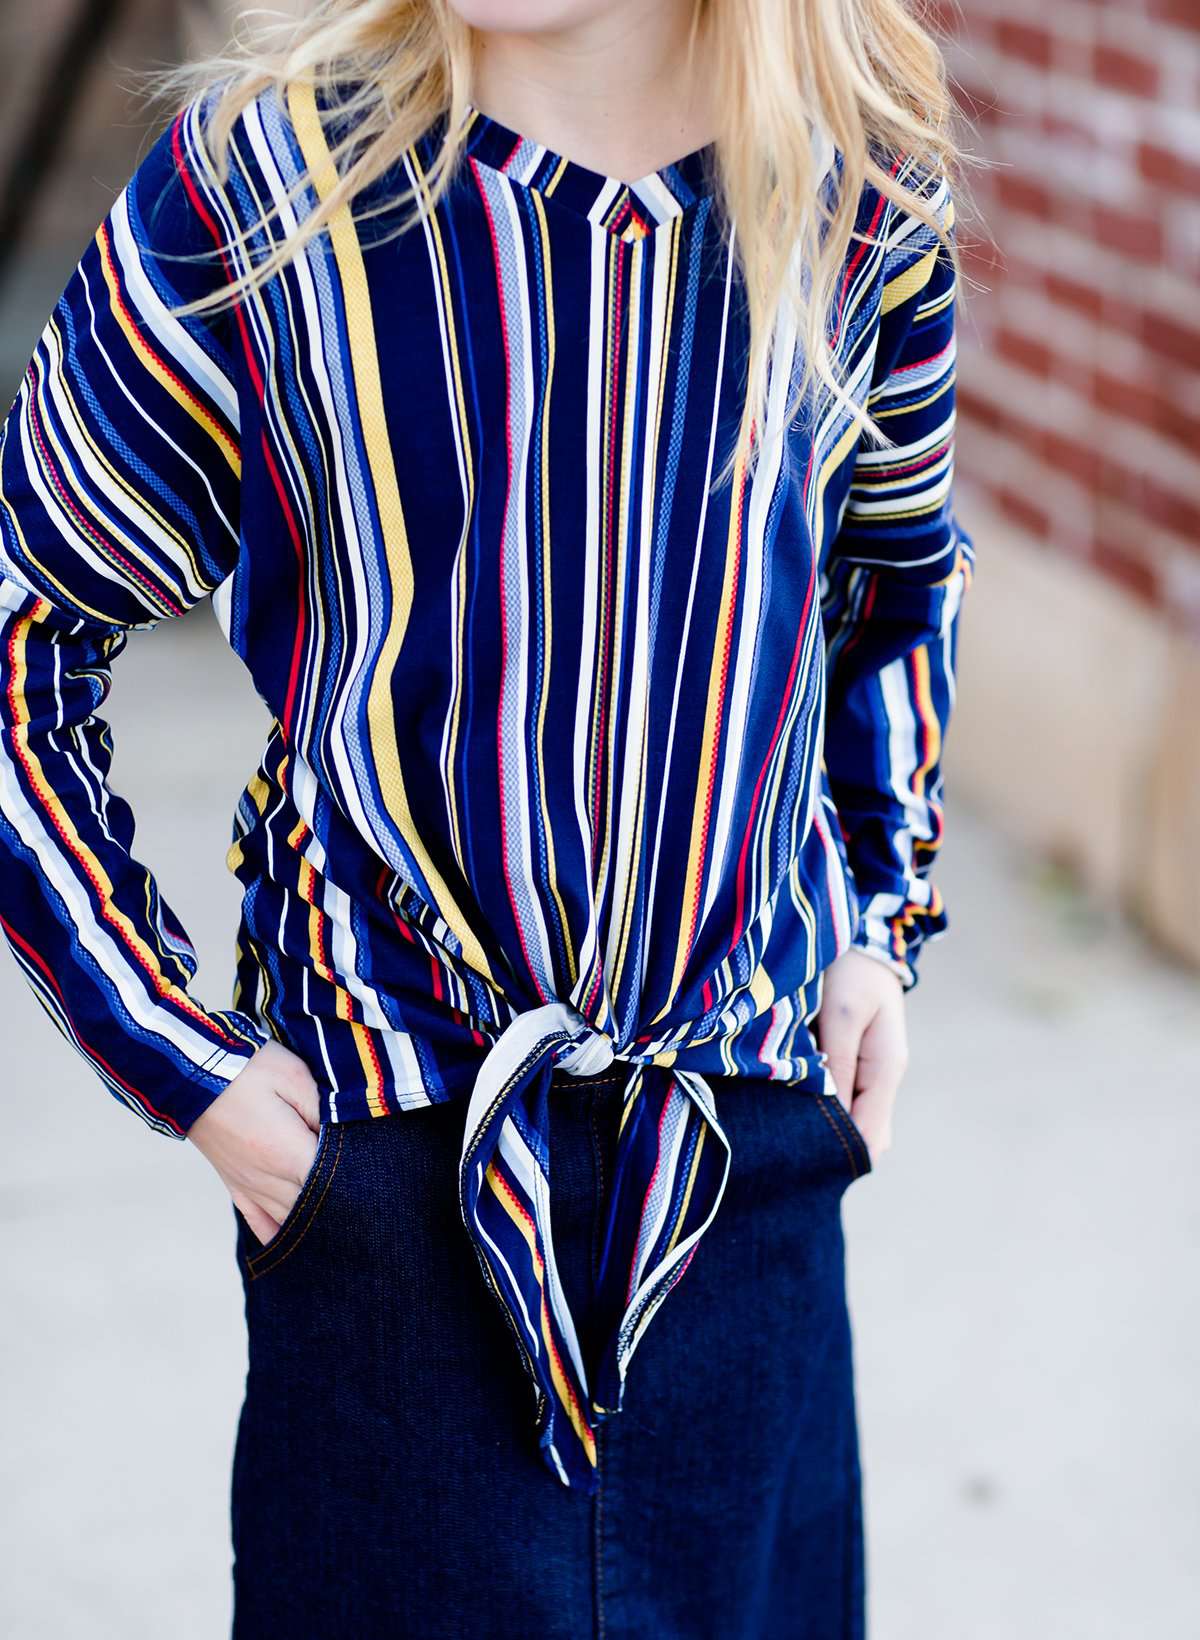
[0,910,187,1133]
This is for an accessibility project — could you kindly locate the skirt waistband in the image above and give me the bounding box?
[548,1065,627,1090]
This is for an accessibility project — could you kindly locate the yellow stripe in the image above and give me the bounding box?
[930,540,964,587]
[610,214,682,999]
[540,1294,597,1463]
[917,284,955,320]
[736,406,867,1007]
[485,1161,597,1463]
[881,190,955,317]
[663,1117,706,1259]
[291,775,387,1112]
[595,233,645,912]
[404,140,478,886]
[6,341,191,625]
[871,372,955,419]
[606,230,657,995]
[96,220,240,476]
[909,644,940,800]
[9,607,248,1038]
[287,79,491,981]
[232,743,388,1111]
[753,417,865,991]
[880,245,937,314]
[748,962,775,1015]
[526,188,579,981]
[348,1017,389,1114]
[667,442,746,1002]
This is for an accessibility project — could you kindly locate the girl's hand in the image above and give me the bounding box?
[813,948,908,1167]
[186,1040,323,1246]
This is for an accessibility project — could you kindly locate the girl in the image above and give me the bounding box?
[0,1,976,1633]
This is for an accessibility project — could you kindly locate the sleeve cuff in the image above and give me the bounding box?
[849,923,917,992]
[166,1015,271,1136]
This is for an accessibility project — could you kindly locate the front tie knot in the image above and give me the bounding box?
[553,1011,616,1078]
[457,997,732,1492]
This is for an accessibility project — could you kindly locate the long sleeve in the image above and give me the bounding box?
[821,164,977,992]
[0,90,268,1137]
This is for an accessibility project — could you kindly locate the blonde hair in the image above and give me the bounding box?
[141,0,977,489]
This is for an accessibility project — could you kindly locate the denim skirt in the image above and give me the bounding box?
[228,1066,873,1639]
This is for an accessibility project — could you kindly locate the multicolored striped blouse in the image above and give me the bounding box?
[0,81,975,1490]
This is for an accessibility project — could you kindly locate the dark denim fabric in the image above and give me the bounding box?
[228,1070,872,1638]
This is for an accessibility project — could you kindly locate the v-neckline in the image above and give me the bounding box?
[460,102,718,240]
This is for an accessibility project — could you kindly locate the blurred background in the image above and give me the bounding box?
[1,3,1198,1637]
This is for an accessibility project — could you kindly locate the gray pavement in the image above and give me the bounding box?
[2,603,1198,1638]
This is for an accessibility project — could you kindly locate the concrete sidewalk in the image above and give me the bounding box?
[2,604,1197,1638]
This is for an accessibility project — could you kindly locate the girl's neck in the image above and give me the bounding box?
[468,2,717,184]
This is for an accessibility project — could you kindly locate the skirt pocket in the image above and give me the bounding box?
[810,1089,874,1184]
[239,1120,346,1282]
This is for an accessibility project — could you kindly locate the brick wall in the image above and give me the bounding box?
[930,0,1200,971]
[935,0,1200,637]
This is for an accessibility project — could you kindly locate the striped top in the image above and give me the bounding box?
[0,82,975,1491]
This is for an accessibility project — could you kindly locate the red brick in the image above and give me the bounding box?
[1155,395,1200,455]
[925,0,966,39]
[1088,370,1200,456]
[1091,536,1160,607]
[1044,270,1106,323]
[994,325,1056,378]
[1010,416,1047,462]
[1138,142,1200,199]
[1093,43,1160,98]
[944,1,1197,614]
[992,483,1053,540]
[957,383,1030,445]
[1091,373,1156,439]
[961,235,1004,285]
[957,384,1011,436]
[954,80,1006,132]
[995,19,1055,68]
[1040,429,1104,491]
[1142,476,1200,541]
[1095,460,1147,514]
[1147,0,1200,32]
[1140,309,1200,373]
[977,250,1041,292]
[1091,202,1164,262]
[995,172,1058,221]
